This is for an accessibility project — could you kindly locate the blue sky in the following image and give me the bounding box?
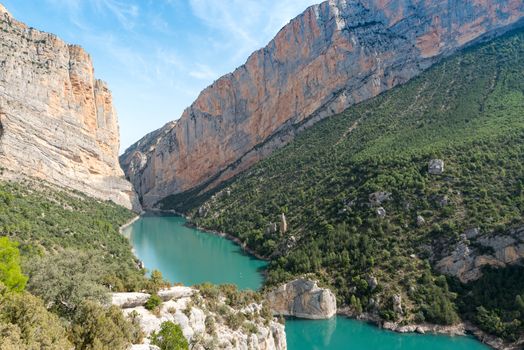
[3,0,319,152]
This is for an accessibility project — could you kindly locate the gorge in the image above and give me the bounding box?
[0,0,523,349]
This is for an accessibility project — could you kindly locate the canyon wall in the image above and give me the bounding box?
[121,0,524,208]
[0,6,139,210]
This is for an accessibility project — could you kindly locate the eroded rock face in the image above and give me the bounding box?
[266,279,336,320]
[0,8,139,210]
[121,0,524,209]
[436,226,524,283]
[114,286,287,350]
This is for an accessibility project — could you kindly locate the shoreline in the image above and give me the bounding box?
[336,309,519,350]
[337,308,465,336]
[118,212,518,350]
[184,217,518,350]
[146,208,270,261]
[119,214,141,234]
[185,222,270,262]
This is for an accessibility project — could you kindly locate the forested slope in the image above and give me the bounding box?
[0,178,148,348]
[177,28,524,342]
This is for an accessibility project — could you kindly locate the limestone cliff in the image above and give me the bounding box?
[0,6,139,210]
[121,0,524,209]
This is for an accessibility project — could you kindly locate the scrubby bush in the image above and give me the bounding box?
[0,289,72,349]
[147,269,170,293]
[70,300,139,350]
[25,250,109,318]
[151,321,189,350]
[145,294,162,311]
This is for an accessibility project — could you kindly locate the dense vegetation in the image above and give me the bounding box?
[0,179,147,349]
[452,265,524,341]
[176,28,524,341]
[0,179,143,293]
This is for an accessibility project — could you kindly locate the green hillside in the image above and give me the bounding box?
[179,28,524,341]
[0,179,149,348]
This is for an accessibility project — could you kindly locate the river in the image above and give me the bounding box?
[122,214,489,350]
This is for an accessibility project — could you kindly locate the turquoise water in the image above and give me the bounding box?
[124,214,490,350]
[122,214,266,290]
[286,317,489,350]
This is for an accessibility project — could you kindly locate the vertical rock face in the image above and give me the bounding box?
[266,279,337,320]
[121,0,524,209]
[0,7,139,210]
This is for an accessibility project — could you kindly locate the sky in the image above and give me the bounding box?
[3,0,319,152]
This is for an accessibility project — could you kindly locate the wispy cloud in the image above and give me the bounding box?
[188,0,260,60]
[45,0,140,31]
[188,0,319,63]
[93,0,140,30]
[189,64,217,80]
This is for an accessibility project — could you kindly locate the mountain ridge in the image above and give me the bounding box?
[121,0,524,209]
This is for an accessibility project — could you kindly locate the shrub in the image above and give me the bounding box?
[0,290,72,349]
[145,294,162,311]
[127,310,145,344]
[243,322,258,334]
[70,300,138,350]
[147,270,169,294]
[24,250,109,318]
[196,282,220,300]
[151,321,189,350]
[225,312,246,330]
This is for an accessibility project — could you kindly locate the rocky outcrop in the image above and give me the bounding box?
[369,192,392,206]
[114,286,286,350]
[436,225,524,282]
[266,279,336,320]
[381,321,465,336]
[279,213,288,234]
[0,6,139,210]
[121,0,524,209]
[428,159,445,175]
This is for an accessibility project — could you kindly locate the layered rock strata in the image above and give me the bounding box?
[121,0,524,208]
[0,6,139,210]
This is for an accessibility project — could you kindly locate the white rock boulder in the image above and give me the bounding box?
[266,279,336,320]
